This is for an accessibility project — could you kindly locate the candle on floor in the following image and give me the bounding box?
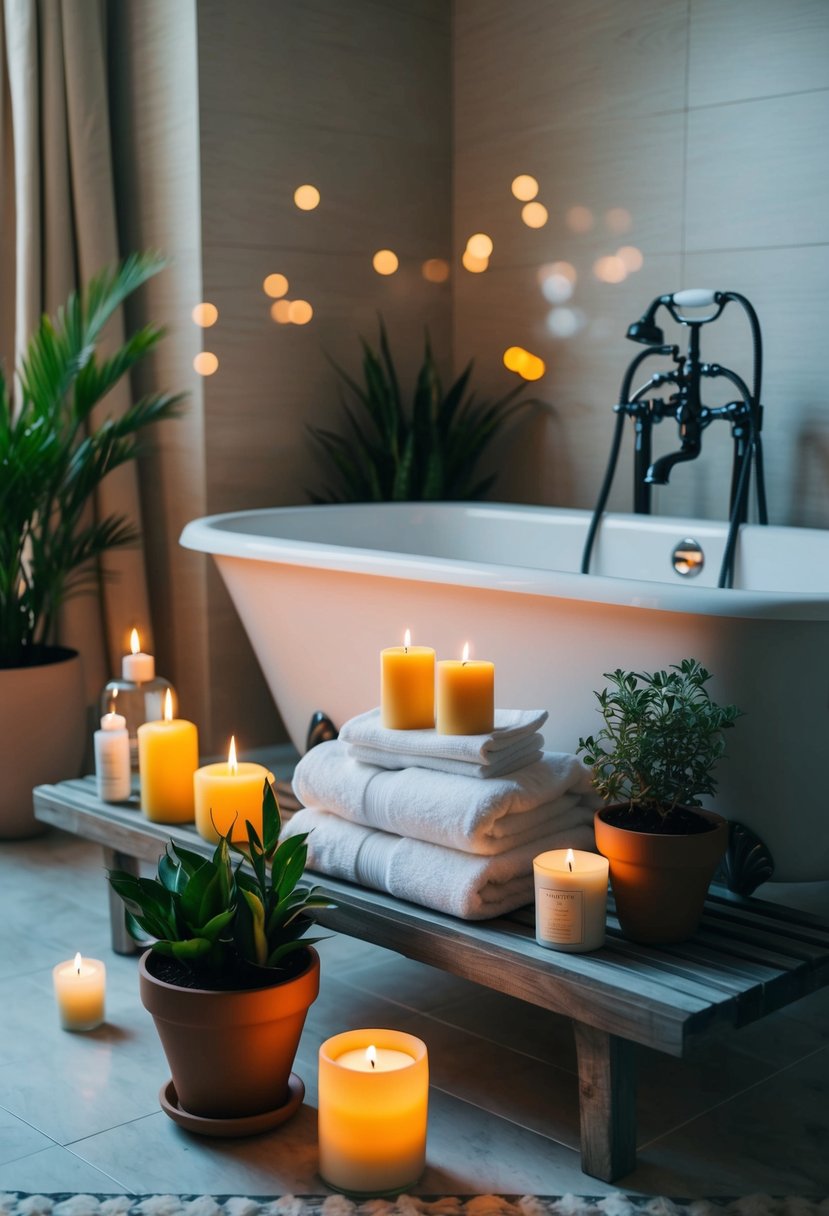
[436,642,494,735]
[533,847,609,953]
[318,1028,428,1196]
[194,735,274,843]
[137,689,199,823]
[381,629,435,730]
[53,952,106,1031]
[122,627,155,683]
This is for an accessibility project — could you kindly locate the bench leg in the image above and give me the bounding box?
[572,1022,637,1182]
[103,847,139,955]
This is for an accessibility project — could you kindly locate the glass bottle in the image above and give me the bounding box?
[101,630,176,769]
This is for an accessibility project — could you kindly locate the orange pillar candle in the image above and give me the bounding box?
[318,1028,429,1196]
[436,642,494,735]
[194,735,274,843]
[533,847,609,952]
[137,689,199,823]
[380,629,435,729]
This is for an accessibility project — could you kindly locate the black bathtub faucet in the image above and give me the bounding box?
[581,288,768,589]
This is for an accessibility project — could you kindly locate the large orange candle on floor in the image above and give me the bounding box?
[194,735,273,842]
[137,689,198,823]
[318,1028,429,1196]
[380,629,435,729]
[436,642,494,735]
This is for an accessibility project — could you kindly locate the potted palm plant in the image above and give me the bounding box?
[577,658,741,944]
[0,254,183,837]
[108,782,330,1131]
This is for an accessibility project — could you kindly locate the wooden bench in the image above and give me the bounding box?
[33,776,829,1185]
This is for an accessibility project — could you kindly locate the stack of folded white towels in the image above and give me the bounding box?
[282,707,600,921]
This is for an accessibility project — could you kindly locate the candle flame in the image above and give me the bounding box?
[74,952,82,973]
[403,628,411,652]
[228,735,238,773]
[566,847,574,873]
[163,688,173,722]
[130,628,141,655]
[366,1044,377,1069]
[461,642,470,664]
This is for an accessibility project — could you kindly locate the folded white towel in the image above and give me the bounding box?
[283,806,597,920]
[292,740,597,854]
[340,707,549,777]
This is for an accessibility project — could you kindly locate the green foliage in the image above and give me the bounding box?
[0,253,184,665]
[108,781,332,981]
[309,319,536,502]
[577,658,742,818]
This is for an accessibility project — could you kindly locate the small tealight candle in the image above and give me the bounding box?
[436,642,494,735]
[533,847,609,953]
[380,629,435,730]
[137,689,199,823]
[122,627,155,683]
[318,1028,429,1196]
[53,952,106,1031]
[194,735,274,842]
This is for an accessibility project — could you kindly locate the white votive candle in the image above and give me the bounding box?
[318,1029,428,1196]
[533,848,609,953]
[94,712,131,802]
[122,627,155,683]
[53,953,106,1031]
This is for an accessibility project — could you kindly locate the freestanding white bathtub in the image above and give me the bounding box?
[180,503,829,882]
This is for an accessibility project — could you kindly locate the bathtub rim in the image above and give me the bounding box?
[179,503,829,622]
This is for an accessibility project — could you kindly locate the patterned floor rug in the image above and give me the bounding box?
[1,1196,827,1216]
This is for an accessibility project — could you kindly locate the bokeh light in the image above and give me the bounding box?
[593,255,627,284]
[503,346,546,381]
[539,262,576,304]
[422,258,450,283]
[294,184,321,210]
[288,299,313,324]
[566,205,594,233]
[605,207,632,234]
[546,307,584,338]
[521,202,548,229]
[373,249,399,275]
[193,352,218,375]
[503,346,525,372]
[270,300,292,323]
[462,250,489,273]
[617,245,644,272]
[263,273,289,298]
[511,174,539,201]
[191,302,218,327]
[466,233,494,259]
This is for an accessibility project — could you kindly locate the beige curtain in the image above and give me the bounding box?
[0,0,210,739]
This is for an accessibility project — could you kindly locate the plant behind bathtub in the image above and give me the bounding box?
[577,659,742,944]
[309,318,536,502]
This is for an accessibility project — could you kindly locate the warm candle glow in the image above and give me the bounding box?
[163,688,173,723]
[461,642,470,664]
[366,1044,377,1069]
[228,735,238,774]
[403,628,411,651]
[74,952,82,973]
[567,847,575,872]
[130,628,140,655]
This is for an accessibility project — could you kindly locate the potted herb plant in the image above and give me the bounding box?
[0,253,183,837]
[577,659,741,944]
[108,782,330,1128]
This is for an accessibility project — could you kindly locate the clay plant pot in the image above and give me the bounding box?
[594,806,728,945]
[0,646,86,839]
[139,946,320,1119]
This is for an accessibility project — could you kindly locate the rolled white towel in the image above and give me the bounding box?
[283,806,597,921]
[340,707,548,777]
[292,739,597,854]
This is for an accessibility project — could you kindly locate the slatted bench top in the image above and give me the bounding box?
[32,775,829,1183]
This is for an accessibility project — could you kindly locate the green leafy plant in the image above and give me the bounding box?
[108,782,331,983]
[0,253,184,666]
[309,320,536,502]
[577,659,741,820]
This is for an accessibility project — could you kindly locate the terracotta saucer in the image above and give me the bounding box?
[159,1073,305,1137]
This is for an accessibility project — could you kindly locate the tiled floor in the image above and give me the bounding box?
[2,827,829,1198]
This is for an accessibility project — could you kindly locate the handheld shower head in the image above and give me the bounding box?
[625,295,669,345]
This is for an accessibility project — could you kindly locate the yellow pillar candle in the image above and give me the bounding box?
[318,1028,429,1196]
[53,952,106,1031]
[380,629,435,729]
[137,689,198,823]
[533,847,609,952]
[194,735,274,842]
[436,642,494,735]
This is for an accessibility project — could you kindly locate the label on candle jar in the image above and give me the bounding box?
[537,887,584,944]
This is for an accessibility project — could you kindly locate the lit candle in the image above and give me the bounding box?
[380,629,435,730]
[194,735,274,843]
[52,952,106,1031]
[533,847,609,953]
[318,1028,429,1196]
[436,642,494,735]
[94,709,131,802]
[122,627,155,683]
[137,689,199,823]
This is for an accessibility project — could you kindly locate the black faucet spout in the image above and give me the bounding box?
[644,439,702,485]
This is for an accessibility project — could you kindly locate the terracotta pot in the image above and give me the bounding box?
[139,946,320,1119]
[0,646,86,839]
[594,806,728,945]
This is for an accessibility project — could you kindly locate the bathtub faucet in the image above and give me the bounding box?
[582,289,768,588]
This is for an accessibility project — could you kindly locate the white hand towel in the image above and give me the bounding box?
[283,806,597,921]
[292,739,597,854]
[346,737,543,779]
[340,707,548,773]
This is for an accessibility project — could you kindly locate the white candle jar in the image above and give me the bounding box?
[533,849,609,953]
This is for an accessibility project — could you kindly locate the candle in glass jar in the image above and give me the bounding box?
[533,847,609,952]
[194,735,273,842]
[318,1029,428,1196]
[436,642,494,735]
[122,627,155,683]
[137,689,198,823]
[53,952,106,1031]
[381,629,435,729]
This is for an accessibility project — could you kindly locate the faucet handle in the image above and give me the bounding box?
[673,288,717,308]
